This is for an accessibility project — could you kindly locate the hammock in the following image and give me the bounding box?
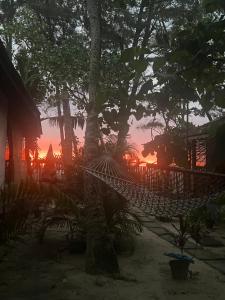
[84,155,225,217]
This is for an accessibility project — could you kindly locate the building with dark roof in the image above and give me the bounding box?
[142,116,225,173]
[0,39,42,185]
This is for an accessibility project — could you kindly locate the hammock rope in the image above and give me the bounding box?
[84,155,225,217]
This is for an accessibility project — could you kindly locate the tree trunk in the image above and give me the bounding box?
[115,104,130,161]
[72,130,79,157]
[62,96,73,179]
[56,100,65,157]
[116,118,129,161]
[84,0,119,275]
[116,1,155,160]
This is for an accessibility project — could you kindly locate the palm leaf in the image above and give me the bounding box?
[137,120,164,130]
[0,181,80,244]
[41,115,85,130]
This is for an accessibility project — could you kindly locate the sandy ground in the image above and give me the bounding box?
[0,229,225,300]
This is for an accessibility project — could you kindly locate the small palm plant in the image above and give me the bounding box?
[104,193,143,236]
[165,216,194,280]
[100,134,138,162]
[172,216,190,255]
[0,181,40,243]
[0,181,80,244]
[0,172,142,258]
[102,186,143,254]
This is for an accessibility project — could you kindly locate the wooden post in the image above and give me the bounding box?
[10,124,25,183]
[0,100,8,186]
[191,140,197,169]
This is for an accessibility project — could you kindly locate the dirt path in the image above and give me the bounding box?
[0,229,225,300]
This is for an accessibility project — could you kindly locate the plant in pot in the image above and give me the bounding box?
[165,216,194,280]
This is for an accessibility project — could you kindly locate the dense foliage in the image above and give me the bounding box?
[1,0,225,274]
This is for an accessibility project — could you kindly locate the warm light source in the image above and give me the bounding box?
[140,153,157,165]
[38,150,61,159]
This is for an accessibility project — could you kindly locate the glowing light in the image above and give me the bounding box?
[196,161,206,167]
[5,145,9,160]
[139,153,157,165]
[124,154,129,160]
[38,150,61,159]
[139,162,147,167]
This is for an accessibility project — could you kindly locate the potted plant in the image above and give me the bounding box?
[165,216,194,280]
[186,208,207,246]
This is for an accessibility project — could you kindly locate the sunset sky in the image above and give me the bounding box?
[38,117,157,162]
[38,105,208,163]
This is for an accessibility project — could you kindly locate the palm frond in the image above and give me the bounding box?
[0,181,80,244]
[137,120,164,130]
[41,115,85,130]
[102,134,138,158]
[25,137,40,154]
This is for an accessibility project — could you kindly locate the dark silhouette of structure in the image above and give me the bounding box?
[142,117,225,173]
[0,39,42,185]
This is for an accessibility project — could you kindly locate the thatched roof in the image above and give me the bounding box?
[0,40,42,137]
[186,116,225,140]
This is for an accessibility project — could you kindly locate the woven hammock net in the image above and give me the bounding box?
[85,155,225,217]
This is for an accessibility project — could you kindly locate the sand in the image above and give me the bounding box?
[0,228,225,300]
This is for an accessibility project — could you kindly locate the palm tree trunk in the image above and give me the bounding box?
[56,100,65,157]
[72,130,79,157]
[84,0,119,275]
[62,97,73,179]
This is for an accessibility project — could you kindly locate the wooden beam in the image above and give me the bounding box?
[0,100,7,186]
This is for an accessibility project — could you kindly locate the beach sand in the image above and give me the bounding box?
[0,228,225,300]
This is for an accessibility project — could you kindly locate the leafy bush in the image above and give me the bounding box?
[0,176,143,259]
[0,181,80,244]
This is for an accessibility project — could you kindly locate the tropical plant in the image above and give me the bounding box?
[0,183,30,243]
[142,130,188,167]
[210,193,225,225]
[0,181,80,244]
[102,188,143,237]
[97,0,206,158]
[101,134,138,162]
[0,0,89,175]
[83,0,120,275]
[31,182,82,243]
[165,215,194,280]
[161,0,225,120]
[186,210,207,244]
[188,202,221,231]
[171,216,190,254]
[172,211,207,248]
[35,181,143,255]
[165,216,194,272]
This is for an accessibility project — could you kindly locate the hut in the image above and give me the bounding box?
[187,117,225,172]
[142,117,225,173]
[0,40,42,185]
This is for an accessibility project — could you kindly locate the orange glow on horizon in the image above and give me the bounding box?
[145,158,157,164]
[38,150,61,159]
[139,153,157,165]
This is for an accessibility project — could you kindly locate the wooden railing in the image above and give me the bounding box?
[127,164,225,198]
